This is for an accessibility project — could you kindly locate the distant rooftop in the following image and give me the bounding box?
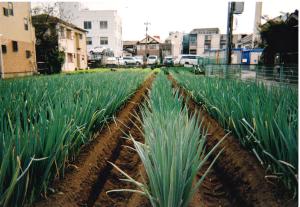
[190,28,220,35]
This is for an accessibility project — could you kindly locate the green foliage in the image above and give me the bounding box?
[109,74,224,207]
[0,71,149,206]
[173,73,298,196]
[32,15,65,73]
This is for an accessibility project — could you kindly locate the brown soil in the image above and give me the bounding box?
[93,111,151,207]
[34,74,155,207]
[168,74,291,207]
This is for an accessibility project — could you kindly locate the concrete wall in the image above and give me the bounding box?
[0,2,36,78]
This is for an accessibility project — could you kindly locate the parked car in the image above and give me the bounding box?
[134,56,144,65]
[163,56,174,67]
[103,57,118,67]
[122,56,138,66]
[147,55,159,65]
[179,55,200,66]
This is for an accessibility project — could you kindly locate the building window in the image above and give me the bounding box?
[8,2,13,15]
[66,29,72,39]
[205,35,211,40]
[1,45,7,54]
[79,34,83,39]
[190,35,197,46]
[25,50,31,58]
[12,41,18,52]
[100,21,108,29]
[204,44,211,50]
[86,37,92,45]
[67,53,73,63]
[100,37,108,45]
[190,49,197,54]
[83,21,92,29]
[60,26,65,38]
[149,44,157,50]
[24,18,28,30]
[3,8,9,16]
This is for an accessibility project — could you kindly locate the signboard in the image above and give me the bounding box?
[233,2,244,14]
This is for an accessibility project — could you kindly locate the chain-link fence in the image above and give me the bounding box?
[200,64,298,87]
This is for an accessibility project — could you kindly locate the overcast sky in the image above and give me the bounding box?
[34,0,298,40]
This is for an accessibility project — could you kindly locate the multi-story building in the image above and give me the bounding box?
[32,15,87,72]
[0,2,36,78]
[58,2,123,58]
[188,28,243,56]
[165,31,184,58]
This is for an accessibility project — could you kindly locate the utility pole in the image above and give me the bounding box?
[226,2,234,65]
[144,22,151,63]
[226,2,244,65]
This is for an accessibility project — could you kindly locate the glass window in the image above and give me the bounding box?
[86,37,92,45]
[67,53,73,63]
[60,26,65,38]
[205,35,211,40]
[1,45,7,54]
[24,18,28,30]
[66,29,72,39]
[12,41,18,52]
[25,50,31,58]
[83,21,92,29]
[190,35,197,45]
[8,2,13,16]
[100,21,108,29]
[100,37,108,45]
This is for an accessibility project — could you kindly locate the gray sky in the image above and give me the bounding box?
[34,0,299,40]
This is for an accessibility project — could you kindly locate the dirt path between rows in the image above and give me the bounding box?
[168,74,287,207]
[34,74,155,207]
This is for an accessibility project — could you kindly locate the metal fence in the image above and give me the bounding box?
[200,64,298,87]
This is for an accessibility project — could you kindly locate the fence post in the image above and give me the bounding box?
[280,64,283,83]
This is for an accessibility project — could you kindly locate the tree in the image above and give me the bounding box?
[32,4,65,73]
[259,10,298,66]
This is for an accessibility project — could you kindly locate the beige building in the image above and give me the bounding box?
[58,19,88,71]
[0,2,37,78]
[33,15,88,72]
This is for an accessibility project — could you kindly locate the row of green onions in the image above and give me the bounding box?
[172,72,298,196]
[110,73,224,207]
[0,71,149,206]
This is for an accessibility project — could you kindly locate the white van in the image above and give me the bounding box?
[178,55,200,66]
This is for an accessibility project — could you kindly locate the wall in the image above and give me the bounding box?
[0,2,36,78]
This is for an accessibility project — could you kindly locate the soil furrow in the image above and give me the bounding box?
[34,74,155,207]
[168,74,281,207]
[93,111,151,207]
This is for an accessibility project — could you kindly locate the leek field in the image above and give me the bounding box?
[0,68,297,207]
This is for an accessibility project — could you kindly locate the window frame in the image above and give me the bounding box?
[24,18,29,31]
[100,21,108,29]
[1,45,7,54]
[83,21,92,29]
[86,37,92,45]
[12,41,18,52]
[100,37,108,45]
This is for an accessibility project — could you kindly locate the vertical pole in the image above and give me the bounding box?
[226,2,234,65]
[144,22,150,64]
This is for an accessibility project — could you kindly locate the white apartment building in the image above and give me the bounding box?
[165,31,184,59]
[58,2,123,58]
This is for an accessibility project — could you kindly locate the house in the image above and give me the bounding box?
[136,35,161,58]
[123,41,138,56]
[58,2,123,58]
[0,2,37,78]
[32,15,88,72]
